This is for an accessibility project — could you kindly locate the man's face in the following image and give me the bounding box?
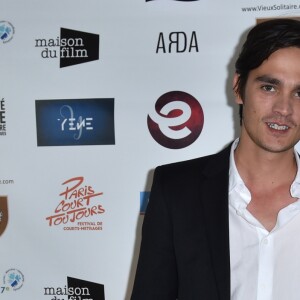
[235,47,300,153]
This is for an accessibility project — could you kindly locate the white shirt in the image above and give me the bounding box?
[229,138,300,300]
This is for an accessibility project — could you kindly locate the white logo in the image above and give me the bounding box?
[148,101,192,139]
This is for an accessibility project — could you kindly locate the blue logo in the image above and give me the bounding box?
[140,192,150,214]
[0,21,15,43]
[35,98,115,146]
[3,269,24,291]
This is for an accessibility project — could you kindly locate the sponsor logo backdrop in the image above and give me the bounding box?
[1,1,300,299]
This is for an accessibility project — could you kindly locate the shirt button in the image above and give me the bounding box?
[263,238,268,245]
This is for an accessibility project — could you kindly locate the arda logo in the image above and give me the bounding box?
[156,31,198,53]
[147,91,204,149]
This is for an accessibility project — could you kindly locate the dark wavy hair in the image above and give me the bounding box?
[234,18,300,124]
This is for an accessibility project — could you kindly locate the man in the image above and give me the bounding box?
[131,18,300,299]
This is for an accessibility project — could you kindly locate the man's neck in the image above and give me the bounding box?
[234,138,298,231]
[234,139,297,188]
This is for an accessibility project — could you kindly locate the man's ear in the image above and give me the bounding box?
[233,73,243,104]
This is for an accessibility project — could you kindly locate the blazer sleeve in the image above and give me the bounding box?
[131,166,178,300]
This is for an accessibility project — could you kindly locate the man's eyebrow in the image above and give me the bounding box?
[255,75,281,85]
[255,75,300,90]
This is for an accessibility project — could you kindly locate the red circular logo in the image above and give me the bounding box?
[147,91,204,149]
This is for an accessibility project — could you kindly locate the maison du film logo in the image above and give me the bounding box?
[35,98,115,146]
[43,276,105,300]
[0,196,8,236]
[35,28,99,67]
[148,91,204,149]
[0,98,6,136]
[46,176,105,231]
[0,21,15,44]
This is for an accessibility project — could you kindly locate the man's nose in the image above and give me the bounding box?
[273,93,293,116]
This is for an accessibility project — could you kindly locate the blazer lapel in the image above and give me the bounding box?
[199,145,231,300]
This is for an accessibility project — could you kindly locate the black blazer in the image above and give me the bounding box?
[131,145,232,300]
